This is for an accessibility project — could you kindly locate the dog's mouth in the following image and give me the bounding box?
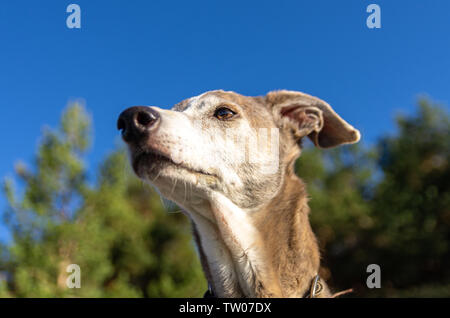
[132,148,219,181]
[132,149,169,174]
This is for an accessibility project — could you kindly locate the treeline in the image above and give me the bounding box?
[0,99,449,297]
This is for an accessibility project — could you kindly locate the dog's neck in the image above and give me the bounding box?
[189,168,325,297]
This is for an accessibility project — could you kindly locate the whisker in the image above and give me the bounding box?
[183,180,187,204]
[171,178,178,197]
[152,170,162,183]
[167,209,183,214]
[159,195,166,210]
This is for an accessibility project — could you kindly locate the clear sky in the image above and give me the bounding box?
[1,0,449,242]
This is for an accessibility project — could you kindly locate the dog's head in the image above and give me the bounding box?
[117,90,360,213]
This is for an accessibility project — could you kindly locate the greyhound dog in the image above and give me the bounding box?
[117,90,360,298]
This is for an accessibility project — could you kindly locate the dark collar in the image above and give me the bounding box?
[203,275,324,298]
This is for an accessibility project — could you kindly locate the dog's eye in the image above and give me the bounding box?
[214,107,236,120]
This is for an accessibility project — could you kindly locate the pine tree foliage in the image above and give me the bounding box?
[0,103,206,297]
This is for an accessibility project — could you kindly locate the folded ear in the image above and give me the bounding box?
[266,90,360,148]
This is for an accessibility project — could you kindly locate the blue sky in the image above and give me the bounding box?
[1,0,449,242]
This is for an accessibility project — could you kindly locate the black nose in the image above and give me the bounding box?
[117,106,160,143]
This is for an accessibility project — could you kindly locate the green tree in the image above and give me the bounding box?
[369,99,450,296]
[0,102,206,297]
[296,143,377,294]
[297,98,450,297]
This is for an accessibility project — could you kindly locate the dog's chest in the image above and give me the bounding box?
[189,194,269,297]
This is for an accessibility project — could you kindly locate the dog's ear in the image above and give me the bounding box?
[266,90,360,148]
